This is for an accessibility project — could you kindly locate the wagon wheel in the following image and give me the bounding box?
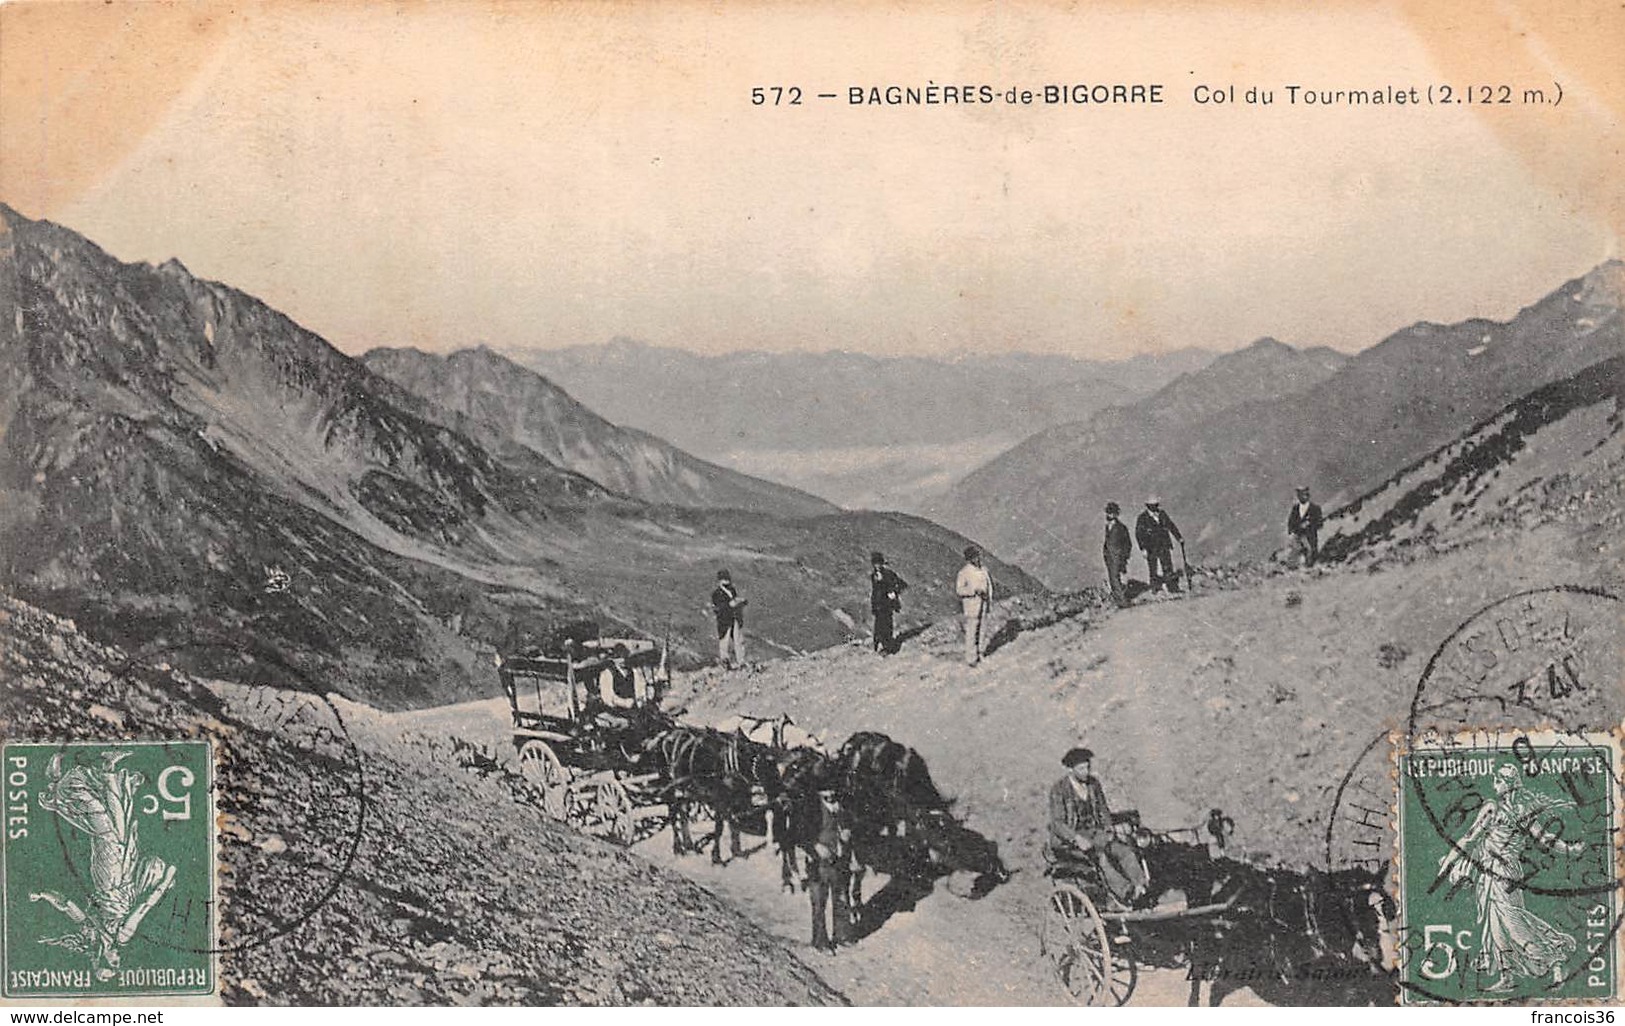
[1043,882,1135,1006]
[594,778,636,846]
[517,740,571,821]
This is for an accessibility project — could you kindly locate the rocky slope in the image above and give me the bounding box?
[1320,355,1624,564]
[938,265,1623,586]
[0,595,845,1005]
[361,346,833,518]
[0,205,1041,708]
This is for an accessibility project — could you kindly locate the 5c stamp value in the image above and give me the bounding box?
[1396,728,1622,1004]
[3,741,216,999]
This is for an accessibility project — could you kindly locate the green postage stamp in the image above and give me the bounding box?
[1397,728,1624,1004]
[3,741,216,999]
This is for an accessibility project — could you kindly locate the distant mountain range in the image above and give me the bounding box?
[934,264,1623,587]
[0,205,1041,708]
[361,346,834,518]
[501,339,1216,509]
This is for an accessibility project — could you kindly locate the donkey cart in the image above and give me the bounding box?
[497,635,675,845]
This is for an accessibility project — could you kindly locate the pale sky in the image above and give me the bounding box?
[3,1,1621,359]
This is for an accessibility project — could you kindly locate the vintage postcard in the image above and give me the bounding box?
[1,0,1621,1010]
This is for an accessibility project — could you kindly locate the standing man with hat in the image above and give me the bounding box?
[869,551,908,655]
[1134,497,1184,593]
[710,569,747,670]
[1045,747,1147,907]
[1286,486,1324,567]
[955,545,993,666]
[1102,502,1132,608]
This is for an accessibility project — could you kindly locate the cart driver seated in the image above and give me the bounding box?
[596,662,642,711]
[1044,746,1149,909]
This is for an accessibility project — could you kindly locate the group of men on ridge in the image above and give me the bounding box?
[1101,497,1183,608]
[709,486,1326,670]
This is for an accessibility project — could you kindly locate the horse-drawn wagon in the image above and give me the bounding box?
[1042,811,1393,1006]
[497,633,676,844]
[1042,812,1237,1006]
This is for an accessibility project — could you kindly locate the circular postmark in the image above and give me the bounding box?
[1407,587,1623,741]
[85,638,370,956]
[1397,587,1624,1003]
[1325,586,1624,1003]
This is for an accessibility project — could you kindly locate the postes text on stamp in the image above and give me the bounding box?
[3,741,216,999]
[1396,728,1622,1004]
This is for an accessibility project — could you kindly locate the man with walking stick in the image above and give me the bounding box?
[1134,497,1184,594]
[955,546,993,666]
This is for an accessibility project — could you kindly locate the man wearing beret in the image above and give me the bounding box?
[1045,747,1147,907]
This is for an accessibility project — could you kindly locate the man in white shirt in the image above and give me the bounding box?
[955,546,993,666]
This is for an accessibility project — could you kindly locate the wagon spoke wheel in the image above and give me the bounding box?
[595,778,635,846]
[1043,883,1119,1005]
[517,740,571,821]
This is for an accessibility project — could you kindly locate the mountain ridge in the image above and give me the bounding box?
[360,345,834,518]
[0,205,1042,708]
[933,261,1623,587]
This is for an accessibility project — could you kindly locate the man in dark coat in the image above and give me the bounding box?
[868,551,908,654]
[710,569,747,669]
[1102,502,1132,608]
[1045,747,1147,907]
[1287,486,1324,566]
[1134,496,1183,593]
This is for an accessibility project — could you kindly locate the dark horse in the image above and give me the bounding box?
[772,747,857,950]
[838,731,953,845]
[1133,838,1396,1006]
[836,732,1009,933]
[653,726,780,863]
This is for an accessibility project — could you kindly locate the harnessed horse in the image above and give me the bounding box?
[653,726,780,862]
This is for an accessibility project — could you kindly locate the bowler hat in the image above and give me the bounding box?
[1061,746,1094,768]
[871,551,886,565]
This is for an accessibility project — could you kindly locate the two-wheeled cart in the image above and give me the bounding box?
[1042,816,1237,1006]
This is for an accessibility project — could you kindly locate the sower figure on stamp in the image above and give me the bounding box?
[1287,486,1324,567]
[710,569,747,670]
[31,751,177,981]
[869,551,908,655]
[1103,502,1132,608]
[955,545,992,666]
[1044,746,1147,908]
[1135,496,1183,593]
[1437,763,1582,993]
